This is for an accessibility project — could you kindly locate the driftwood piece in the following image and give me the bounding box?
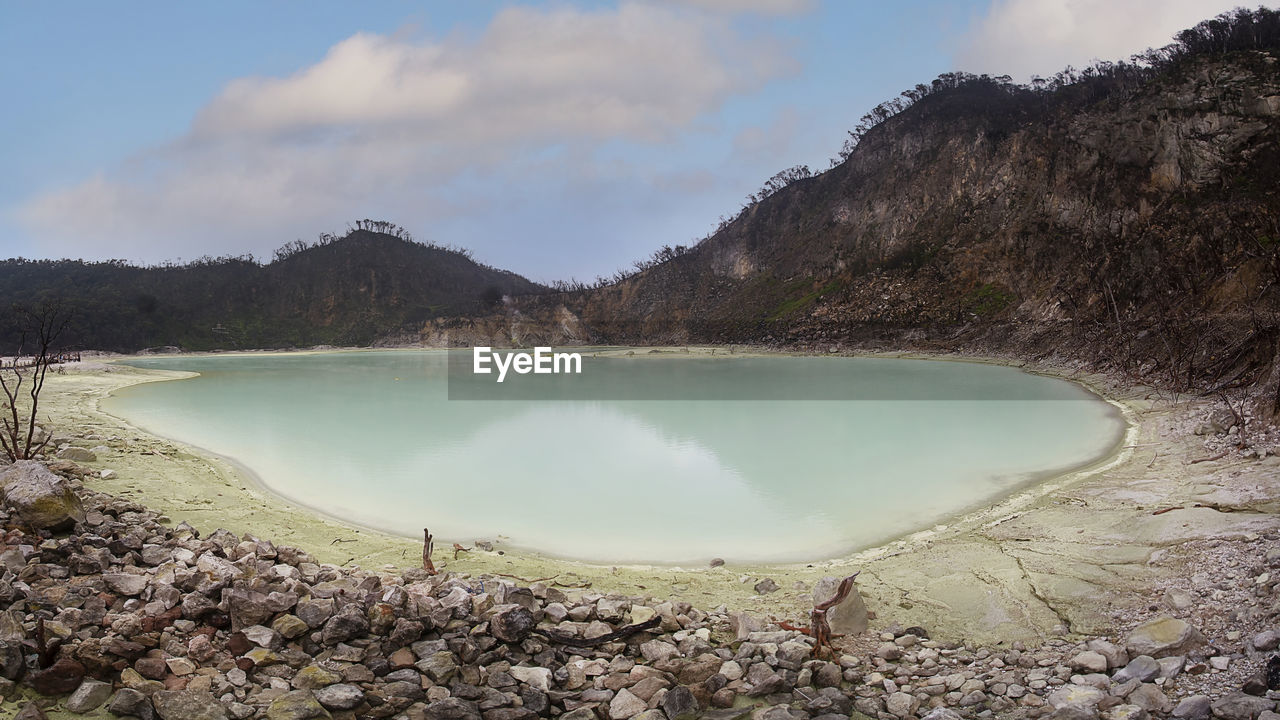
[532,616,661,647]
[810,573,859,656]
[29,617,61,669]
[493,572,559,584]
[1188,451,1229,465]
[422,528,437,575]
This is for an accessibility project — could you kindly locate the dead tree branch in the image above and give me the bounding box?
[422,528,438,575]
[810,572,859,656]
[1,299,73,462]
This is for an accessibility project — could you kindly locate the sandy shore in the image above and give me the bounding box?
[34,349,1280,647]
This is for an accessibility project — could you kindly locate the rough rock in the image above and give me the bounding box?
[108,688,156,719]
[885,691,920,718]
[29,657,86,695]
[812,575,869,636]
[1252,629,1280,651]
[509,666,551,693]
[266,690,332,720]
[319,606,368,645]
[314,683,364,711]
[753,578,779,594]
[0,460,86,530]
[422,697,482,720]
[14,703,48,720]
[490,604,536,643]
[1124,617,1205,658]
[1126,683,1171,713]
[661,685,698,720]
[1087,639,1129,669]
[609,688,647,720]
[66,678,113,713]
[56,447,96,462]
[1069,650,1109,674]
[103,572,149,596]
[1048,685,1105,709]
[1210,693,1276,720]
[152,690,229,720]
[1114,655,1162,684]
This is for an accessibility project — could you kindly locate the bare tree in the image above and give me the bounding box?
[1,300,73,462]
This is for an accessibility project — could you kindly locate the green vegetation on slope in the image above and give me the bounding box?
[0,230,546,352]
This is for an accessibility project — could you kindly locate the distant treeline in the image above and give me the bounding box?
[0,227,546,352]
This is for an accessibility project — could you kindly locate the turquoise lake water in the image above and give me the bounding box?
[106,351,1125,563]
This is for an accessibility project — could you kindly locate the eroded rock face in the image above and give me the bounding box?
[0,460,85,530]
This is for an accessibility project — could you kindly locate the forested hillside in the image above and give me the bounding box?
[0,229,545,351]
[444,9,1280,411]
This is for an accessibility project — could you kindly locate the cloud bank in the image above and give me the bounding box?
[19,2,796,269]
[957,0,1248,80]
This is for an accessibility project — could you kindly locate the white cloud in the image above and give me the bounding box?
[957,0,1248,80]
[655,0,814,15]
[19,2,796,263]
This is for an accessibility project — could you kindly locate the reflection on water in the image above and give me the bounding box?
[106,351,1125,563]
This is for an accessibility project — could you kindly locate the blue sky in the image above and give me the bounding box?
[0,0,1249,282]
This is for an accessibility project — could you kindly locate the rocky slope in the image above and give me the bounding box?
[0,452,1277,720]
[436,45,1280,416]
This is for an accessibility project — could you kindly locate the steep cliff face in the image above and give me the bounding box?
[464,50,1280,409]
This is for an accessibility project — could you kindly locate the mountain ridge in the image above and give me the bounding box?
[440,19,1280,413]
[7,10,1280,413]
[0,231,545,352]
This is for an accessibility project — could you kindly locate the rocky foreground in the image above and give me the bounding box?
[0,460,1276,720]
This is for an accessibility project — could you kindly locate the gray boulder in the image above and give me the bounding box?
[266,690,331,720]
[314,684,363,711]
[0,460,85,530]
[1108,706,1149,720]
[1171,695,1212,720]
[1252,629,1279,651]
[661,686,697,720]
[812,575,868,636]
[319,607,368,645]
[14,703,48,720]
[1049,706,1099,720]
[422,698,481,720]
[0,640,23,680]
[108,688,155,720]
[152,690,229,720]
[489,604,536,644]
[56,447,96,462]
[1210,693,1275,720]
[1126,684,1170,714]
[66,679,113,713]
[1124,617,1205,658]
[103,572,149,597]
[1113,655,1161,684]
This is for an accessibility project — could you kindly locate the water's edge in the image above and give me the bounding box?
[98,347,1134,568]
